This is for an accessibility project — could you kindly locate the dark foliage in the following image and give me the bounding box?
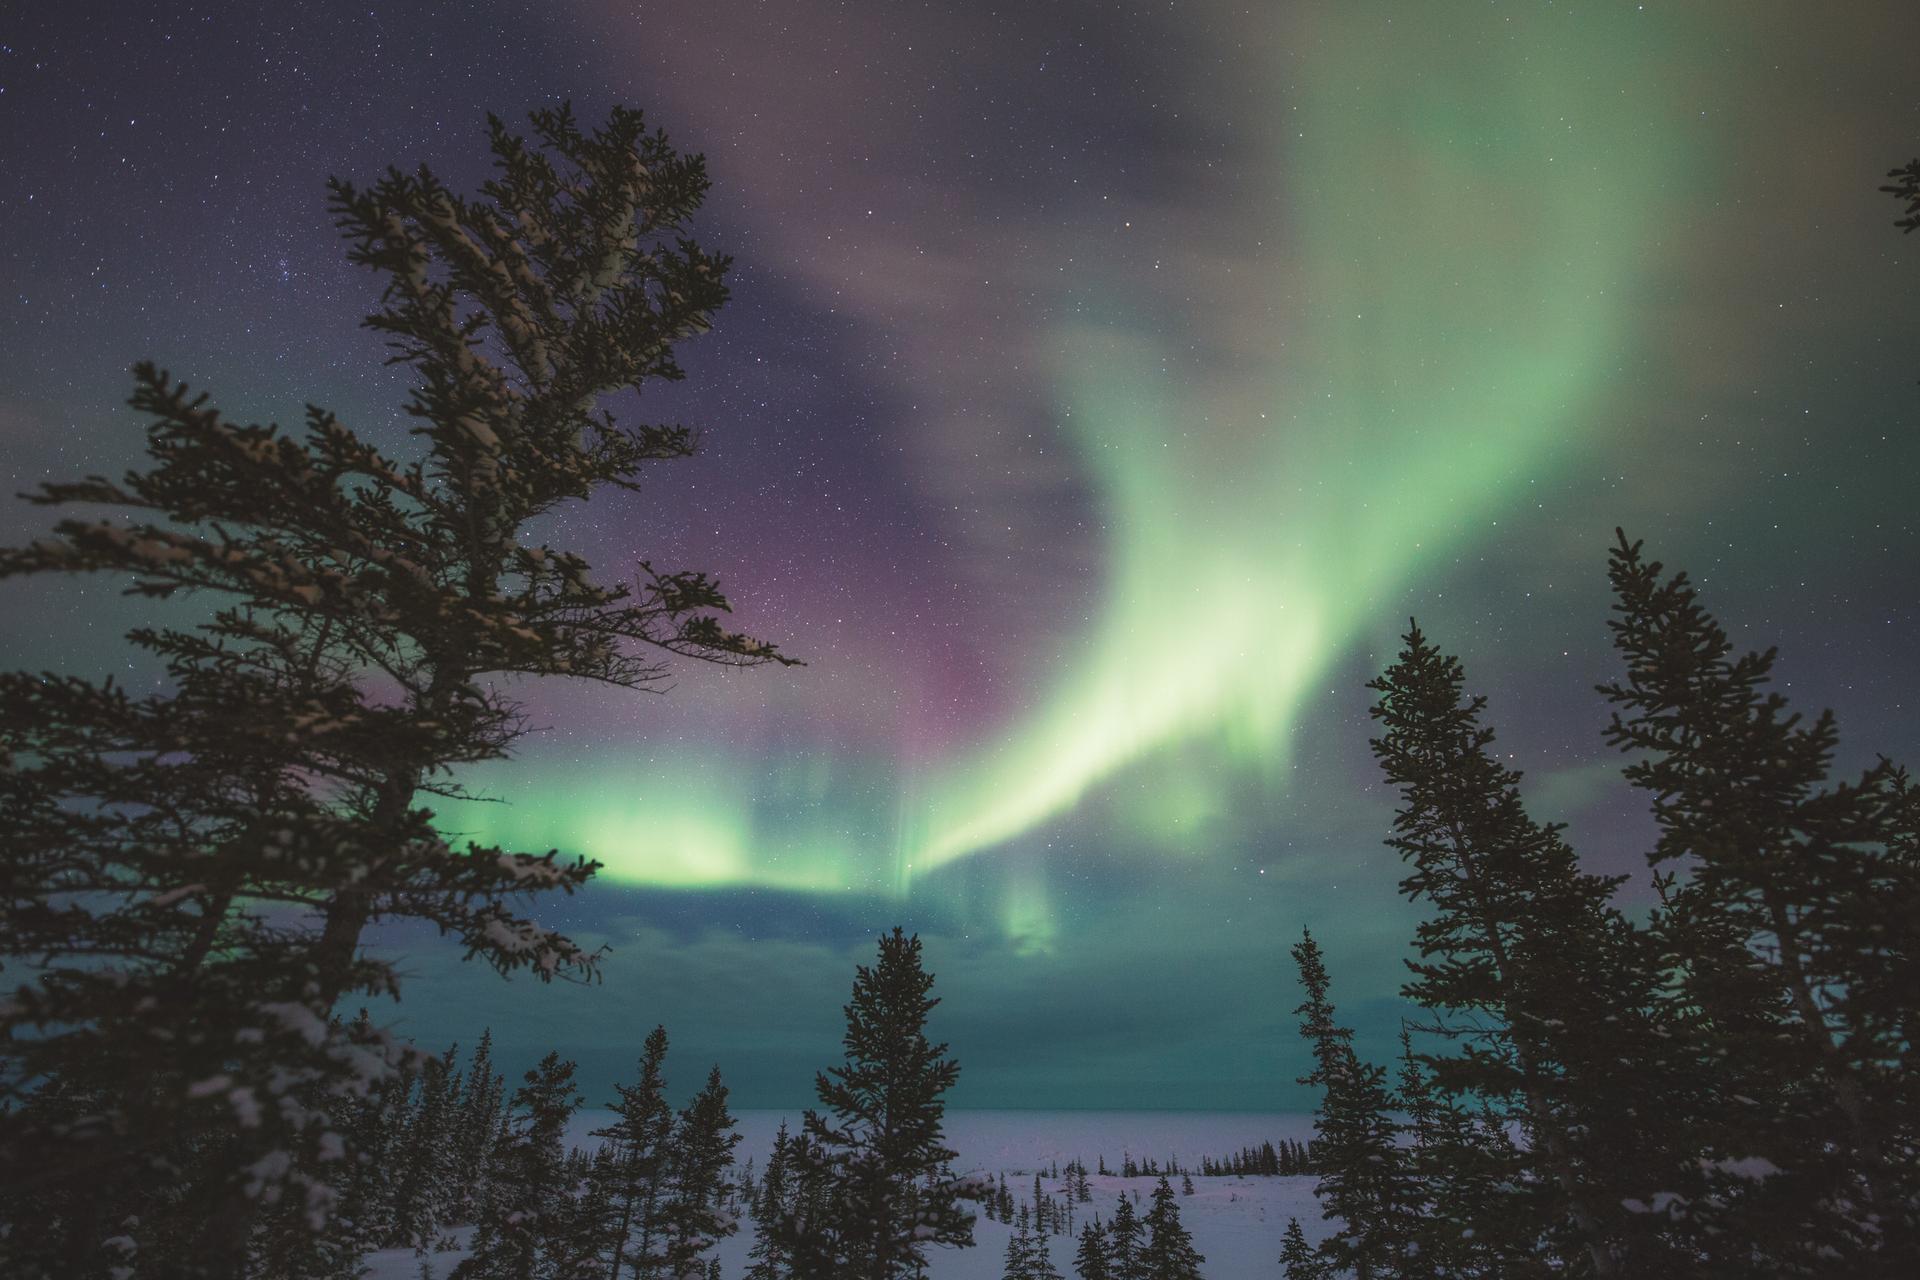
[0,101,786,1280]
[1294,528,1920,1277]
[1883,158,1920,233]
[778,928,979,1280]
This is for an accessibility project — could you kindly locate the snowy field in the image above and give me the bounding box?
[367,1110,1328,1278]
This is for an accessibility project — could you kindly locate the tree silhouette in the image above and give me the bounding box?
[782,928,977,1279]
[1601,529,1920,1266]
[0,103,789,1279]
[1288,929,1409,1280]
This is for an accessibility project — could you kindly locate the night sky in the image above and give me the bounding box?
[4,1,1917,1110]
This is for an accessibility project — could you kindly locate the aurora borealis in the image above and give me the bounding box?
[4,1,1918,1108]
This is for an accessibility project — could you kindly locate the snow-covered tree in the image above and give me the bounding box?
[744,1120,796,1280]
[657,1066,741,1279]
[1032,1223,1066,1280]
[1106,1196,1144,1280]
[455,1053,587,1280]
[0,616,418,1278]
[591,1025,676,1279]
[780,928,978,1278]
[242,1014,426,1280]
[451,1031,507,1223]
[1073,1220,1111,1280]
[1137,1177,1202,1280]
[1000,1201,1063,1280]
[1003,1204,1040,1280]
[1391,1029,1531,1279]
[1278,1218,1324,1280]
[0,102,789,1278]
[389,1046,460,1248]
[736,1155,757,1214]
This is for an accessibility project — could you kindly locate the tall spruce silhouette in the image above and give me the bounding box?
[1073,1219,1112,1280]
[781,928,977,1279]
[453,1053,585,1280]
[1138,1176,1203,1280]
[1601,530,1920,1267]
[1278,1218,1325,1280]
[657,1066,741,1278]
[590,1025,676,1279]
[1369,620,1668,1273]
[1289,929,1408,1280]
[0,103,790,1279]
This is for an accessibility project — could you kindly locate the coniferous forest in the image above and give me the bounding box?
[1281,532,1920,1277]
[4,8,1920,1279]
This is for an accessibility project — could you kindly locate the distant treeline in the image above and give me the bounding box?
[1062,1142,1314,1181]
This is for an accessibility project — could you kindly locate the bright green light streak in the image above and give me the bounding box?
[449,6,1711,918]
[915,4,1700,871]
[436,758,865,894]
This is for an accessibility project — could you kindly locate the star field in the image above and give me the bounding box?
[3,0,1917,1107]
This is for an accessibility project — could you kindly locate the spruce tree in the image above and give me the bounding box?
[1278,1219,1325,1280]
[1004,1203,1038,1280]
[1600,530,1920,1266]
[782,1127,837,1273]
[1289,929,1408,1280]
[455,1053,584,1280]
[248,1016,407,1280]
[592,1026,676,1279]
[745,1120,795,1280]
[1370,621,1669,1273]
[737,1155,756,1214]
[1073,1220,1111,1280]
[0,622,415,1278]
[322,1017,416,1252]
[1393,1029,1530,1279]
[1138,1177,1203,1280]
[1106,1195,1144,1280]
[658,1066,741,1279]
[453,1031,506,1223]
[781,928,977,1279]
[390,1046,459,1248]
[0,103,790,1279]
[1031,1215,1066,1280]
[566,1150,620,1280]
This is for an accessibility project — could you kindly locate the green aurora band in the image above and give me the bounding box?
[443,6,1714,948]
[914,6,1702,878]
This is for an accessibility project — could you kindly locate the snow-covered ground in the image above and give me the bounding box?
[368,1110,1328,1278]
